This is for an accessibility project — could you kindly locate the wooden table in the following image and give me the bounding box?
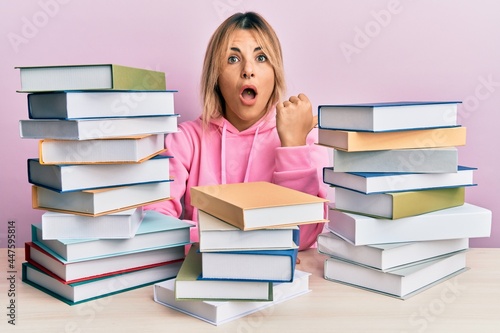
[1,248,499,333]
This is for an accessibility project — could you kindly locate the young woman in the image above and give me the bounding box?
[145,12,329,250]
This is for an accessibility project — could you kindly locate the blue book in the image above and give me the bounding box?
[323,166,477,194]
[318,101,461,132]
[28,155,172,192]
[200,229,299,282]
[32,210,193,262]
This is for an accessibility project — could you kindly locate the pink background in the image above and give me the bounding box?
[1,0,498,247]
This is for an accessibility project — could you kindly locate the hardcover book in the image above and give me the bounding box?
[332,147,458,173]
[154,270,311,326]
[200,246,298,282]
[27,90,175,119]
[318,101,460,132]
[16,64,166,92]
[317,232,469,271]
[323,166,476,194]
[327,203,492,246]
[28,155,171,192]
[22,260,181,305]
[25,241,185,283]
[324,251,467,299]
[19,115,179,140]
[32,181,170,216]
[317,126,466,152]
[32,210,193,261]
[334,186,466,219]
[198,210,298,252]
[190,181,327,230]
[38,134,165,164]
[174,243,273,301]
[41,207,144,240]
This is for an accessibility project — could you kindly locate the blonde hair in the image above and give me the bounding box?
[200,12,286,128]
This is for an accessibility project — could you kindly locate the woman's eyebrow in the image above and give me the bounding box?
[229,47,263,53]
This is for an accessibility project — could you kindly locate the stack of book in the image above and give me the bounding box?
[316,101,492,299]
[16,64,192,305]
[153,181,327,325]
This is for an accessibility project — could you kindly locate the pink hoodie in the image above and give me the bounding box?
[144,109,329,250]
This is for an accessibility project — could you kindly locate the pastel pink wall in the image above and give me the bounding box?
[1,0,498,247]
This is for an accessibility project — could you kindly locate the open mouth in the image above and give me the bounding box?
[240,86,257,105]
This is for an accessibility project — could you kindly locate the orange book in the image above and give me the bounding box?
[317,126,466,152]
[190,182,327,230]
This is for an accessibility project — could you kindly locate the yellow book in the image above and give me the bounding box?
[16,64,166,92]
[334,186,466,219]
[190,181,327,230]
[318,126,466,152]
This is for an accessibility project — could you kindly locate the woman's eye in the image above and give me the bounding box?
[228,56,239,64]
[257,54,267,62]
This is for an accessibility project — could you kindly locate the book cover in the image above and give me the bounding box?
[190,181,327,231]
[32,181,171,216]
[333,147,458,173]
[317,232,469,271]
[22,260,181,305]
[318,101,460,132]
[327,203,492,246]
[317,126,466,152]
[25,241,185,284]
[198,210,298,252]
[323,166,476,194]
[32,210,193,262]
[17,64,166,92]
[323,251,468,299]
[27,90,176,119]
[38,134,165,164]
[154,270,311,326]
[174,243,273,301]
[334,186,466,219]
[19,115,179,140]
[28,155,172,192]
[41,207,144,240]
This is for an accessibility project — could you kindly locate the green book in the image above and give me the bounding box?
[334,186,466,219]
[16,64,166,92]
[175,243,273,301]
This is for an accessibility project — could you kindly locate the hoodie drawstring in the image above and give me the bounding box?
[221,121,261,185]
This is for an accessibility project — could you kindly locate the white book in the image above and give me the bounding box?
[41,208,144,240]
[27,90,175,119]
[19,115,179,140]
[317,232,469,271]
[32,210,193,262]
[198,210,298,252]
[318,101,459,132]
[154,270,311,326]
[327,203,492,246]
[333,147,458,173]
[323,166,476,194]
[324,251,467,299]
[26,241,185,282]
[32,181,170,216]
[28,155,171,192]
[39,134,165,164]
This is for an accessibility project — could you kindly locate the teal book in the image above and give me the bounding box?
[22,260,181,305]
[32,210,193,262]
